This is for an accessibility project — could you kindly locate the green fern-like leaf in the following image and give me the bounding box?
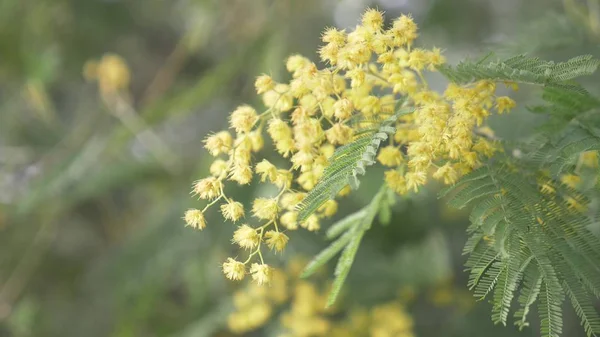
[438,54,599,93]
[442,165,600,337]
[302,185,390,307]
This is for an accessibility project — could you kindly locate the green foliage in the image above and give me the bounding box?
[301,185,391,306]
[297,107,413,222]
[439,53,599,93]
[441,165,600,337]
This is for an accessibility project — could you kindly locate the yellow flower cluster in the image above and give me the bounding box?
[227,258,415,337]
[186,8,517,284]
[228,269,288,334]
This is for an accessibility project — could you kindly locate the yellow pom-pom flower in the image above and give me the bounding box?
[204,131,232,156]
[183,209,206,230]
[221,200,245,222]
[233,224,260,249]
[377,146,403,167]
[252,198,280,220]
[192,177,223,200]
[230,105,258,133]
[264,231,289,252]
[250,263,272,285]
[223,258,246,281]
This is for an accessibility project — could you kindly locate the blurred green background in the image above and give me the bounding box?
[1,0,599,336]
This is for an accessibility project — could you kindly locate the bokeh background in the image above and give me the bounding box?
[1,0,599,336]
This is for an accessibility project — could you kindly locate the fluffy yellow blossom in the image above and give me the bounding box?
[204,131,232,156]
[230,105,258,133]
[209,159,228,177]
[183,209,206,230]
[250,263,272,285]
[280,192,305,210]
[495,96,516,114]
[221,200,245,222]
[256,159,278,183]
[280,211,299,230]
[433,163,459,185]
[301,214,320,231]
[361,8,384,31]
[223,258,246,281]
[252,198,280,220]
[229,164,253,185]
[192,177,222,199]
[255,74,275,94]
[233,224,260,249]
[333,98,354,120]
[406,171,427,192]
[249,130,264,152]
[274,169,293,189]
[318,200,338,217]
[385,170,408,195]
[389,14,418,46]
[326,123,354,145]
[377,146,403,167]
[264,231,289,252]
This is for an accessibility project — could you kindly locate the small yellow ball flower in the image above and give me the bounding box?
[406,170,427,192]
[209,159,228,177]
[183,209,206,230]
[280,211,299,230]
[321,27,346,46]
[319,200,338,218]
[204,131,232,156]
[361,8,384,31]
[250,263,272,285]
[264,230,289,252]
[338,185,352,197]
[301,214,320,231]
[252,198,280,220]
[432,163,459,185]
[274,170,293,189]
[495,96,516,114]
[192,177,223,200]
[333,98,354,120]
[233,224,259,249]
[229,164,253,185]
[221,200,245,222]
[286,55,311,75]
[346,68,366,88]
[377,146,403,167]
[389,14,418,46]
[408,48,428,71]
[230,105,258,133]
[425,47,446,70]
[281,192,305,210]
[385,170,408,195]
[256,159,278,183]
[326,123,354,145]
[248,131,264,152]
[255,74,275,94]
[223,258,246,281]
